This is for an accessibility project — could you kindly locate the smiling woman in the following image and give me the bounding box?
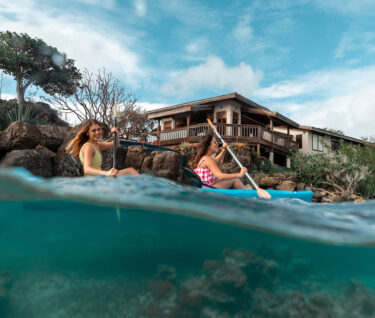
[65,119,139,177]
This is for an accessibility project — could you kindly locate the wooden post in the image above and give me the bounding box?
[287,126,290,135]
[269,118,273,131]
[257,144,260,155]
[157,120,161,141]
[187,113,190,139]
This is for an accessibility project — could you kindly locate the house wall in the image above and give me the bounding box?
[213,100,242,124]
[274,127,332,154]
[161,117,175,130]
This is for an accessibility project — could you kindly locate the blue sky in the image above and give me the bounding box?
[1,0,375,138]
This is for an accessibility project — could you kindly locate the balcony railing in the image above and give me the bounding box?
[125,123,298,153]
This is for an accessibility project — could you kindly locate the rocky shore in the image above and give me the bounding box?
[0,117,366,202]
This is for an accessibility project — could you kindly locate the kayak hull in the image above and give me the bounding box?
[203,188,313,202]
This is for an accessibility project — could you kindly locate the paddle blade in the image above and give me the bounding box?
[256,187,272,199]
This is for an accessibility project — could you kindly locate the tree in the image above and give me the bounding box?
[0,31,81,110]
[321,127,344,135]
[47,68,154,134]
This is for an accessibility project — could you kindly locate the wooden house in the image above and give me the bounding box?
[146,92,300,166]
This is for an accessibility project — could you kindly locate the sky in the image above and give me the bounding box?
[0,0,375,138]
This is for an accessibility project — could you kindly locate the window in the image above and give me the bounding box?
[163,120,172,130]
[331,137,340,151]
[312,134,323,151]
[296,134,303,149]
[233,111,239,124]
[216,111,227,124]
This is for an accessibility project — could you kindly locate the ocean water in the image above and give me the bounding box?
[1,168,375,317]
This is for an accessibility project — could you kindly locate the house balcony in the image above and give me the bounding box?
[140,123,298,154]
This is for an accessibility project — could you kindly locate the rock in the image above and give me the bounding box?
[37,125,71,152]
[125,146,148,171]
[259,176,279,188]
[277,180,296,191]
[157,265,176,282]
[101,146,128,171]
[312,191,323,203]
[0,121,41,152]
[53,152,82,177]
[140,155,153,173]
[0,272,12,317]
[30,102,69,126]
[296,182,306,191]
[35,144,56,159]
[150,151,181,180]
[0,149,53,177]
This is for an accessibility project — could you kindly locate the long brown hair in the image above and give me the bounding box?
[65,119,102,157]
[192,134,215,168]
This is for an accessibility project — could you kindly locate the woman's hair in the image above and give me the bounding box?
[65,119,102,157]
[192,133,215,168]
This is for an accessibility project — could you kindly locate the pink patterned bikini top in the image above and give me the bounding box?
[194,157,216,186]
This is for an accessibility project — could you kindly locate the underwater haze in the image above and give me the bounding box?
[1,168,375,318]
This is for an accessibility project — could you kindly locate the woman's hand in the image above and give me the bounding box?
[239,167,247,177]
[111,127,119,135]
[106,168,118,177]
[223,143,229,149]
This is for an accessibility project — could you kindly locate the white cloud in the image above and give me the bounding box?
[335,32,375,58]
[313,0,375,16]
[160,56,263,98]
[0,1,147,89]
[233,15,253,42]
[255,66,375,138]
[76,0,115,9]
[138,102,168,112]
[134,0,147,17]
[0,93,17,100]
[186,37,208,54]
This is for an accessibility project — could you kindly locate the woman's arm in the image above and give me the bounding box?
[98,128,119,150]
[213,143,228,162]
[82,144,116,176]
[203,156,247,180]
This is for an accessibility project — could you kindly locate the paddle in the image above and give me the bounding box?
[207,119,271,199]
[113,96,118,169]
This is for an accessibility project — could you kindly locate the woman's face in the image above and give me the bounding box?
[208,137,219,153]
[87,123,103,142]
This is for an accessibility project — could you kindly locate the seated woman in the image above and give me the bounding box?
[66,119,139,177]
[192,134,247,189]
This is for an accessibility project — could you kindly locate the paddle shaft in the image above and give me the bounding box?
[113,116,118,169]
[208,120,258,189]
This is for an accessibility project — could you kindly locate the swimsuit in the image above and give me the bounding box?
[194,157,216,187]
[79,143,102,177]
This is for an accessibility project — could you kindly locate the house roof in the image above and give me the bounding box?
[147,92,299,128]
[299,126,365,144]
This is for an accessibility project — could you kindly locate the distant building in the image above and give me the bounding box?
[146,92,300,166]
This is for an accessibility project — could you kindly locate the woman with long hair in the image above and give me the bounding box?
[193,134,247,189]
[66,119,139,177]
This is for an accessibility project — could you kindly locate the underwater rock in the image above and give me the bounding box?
[0,121,41,152]
[0,272,12,316]
[157,265,176,282]
[1,149,53,177]
[37,125,70,152]
[343,280,375,317]
[150,151,181,180]
[258,176,279,188]
[125,146,148,171]
[53,152,82,177]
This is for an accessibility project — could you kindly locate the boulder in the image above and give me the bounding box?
[37,125,71,152]
[277,180,296,191]
[30,102,69,126]
[101,146,128,170]
[150,151,181,180]
[125,146,148,171]
[259,176,279,188]
[53,153,82,177]
[0,149,53,178]
[35,144,56,159]
[0,272,12,317]
[0,121,41,152]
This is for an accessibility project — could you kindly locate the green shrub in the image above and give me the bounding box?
[292,141,375,198]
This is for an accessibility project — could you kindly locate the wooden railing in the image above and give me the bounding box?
[131,123,298,153]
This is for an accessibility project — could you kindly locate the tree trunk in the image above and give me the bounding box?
[16,77,26,110]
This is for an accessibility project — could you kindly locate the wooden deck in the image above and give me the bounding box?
[128,123,298,154]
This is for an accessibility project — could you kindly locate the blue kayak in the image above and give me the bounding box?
[203,188,313,202]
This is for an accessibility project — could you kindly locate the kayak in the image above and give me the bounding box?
[202,188,314,202]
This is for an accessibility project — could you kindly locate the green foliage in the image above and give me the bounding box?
[292,141,375,198]
[179,142,190,152]
[0,100,17,130]
[321,127,344,135]
[251,150,272,173]
[0,31,81,105]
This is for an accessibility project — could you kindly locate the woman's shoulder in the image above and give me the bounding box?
[81,142,95,153]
